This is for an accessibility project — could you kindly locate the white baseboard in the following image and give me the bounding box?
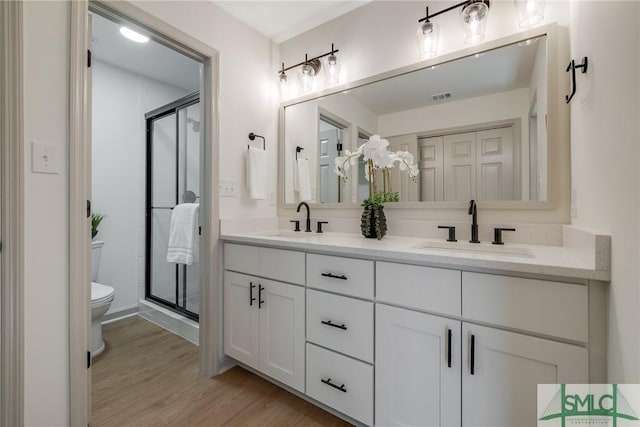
[138,299,199,345]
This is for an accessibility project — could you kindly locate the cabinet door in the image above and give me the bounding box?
[223,271,260,369]
[462,323,588,427]
[259,279,305,392]
[376,304,461,427]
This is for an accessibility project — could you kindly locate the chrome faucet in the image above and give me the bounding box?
[468,199,480,243]
[296,201,312,232]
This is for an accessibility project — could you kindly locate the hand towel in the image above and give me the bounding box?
[167,203,199,265]
[246,147,267,200]
[296,158,312,202]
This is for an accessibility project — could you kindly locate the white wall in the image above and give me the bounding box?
[279,0,571,224]
[569,1,640,383]
[92,59,192,314]
[133,0,279,220]
[20,1,277,424]
[22,1,70,424]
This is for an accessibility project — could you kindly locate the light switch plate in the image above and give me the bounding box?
[31,142,59,174]
[219,179,237,197]
[268,189,276,206]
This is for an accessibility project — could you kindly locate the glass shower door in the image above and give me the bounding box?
[146,93,200,321]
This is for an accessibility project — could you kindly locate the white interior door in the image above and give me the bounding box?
[462,323,588,427]
[418,136,444,201]
[444,132,476,201]
[388,134,419,202]
[476,127,515,200]
[319,128,340,203]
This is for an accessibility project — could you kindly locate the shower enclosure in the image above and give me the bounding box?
[145,92,200,321]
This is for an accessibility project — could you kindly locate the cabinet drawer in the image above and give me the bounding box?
[306,343,373,426]
[462,272,588,342]
[224,243,305,285]
[307,289,373,363]
[224,243,259,275]
[307,254,373,299]
[377,262,461,316]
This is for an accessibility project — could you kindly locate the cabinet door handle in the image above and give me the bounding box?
[321,378,347,393]
[249,282,256,306]
[447,328,452,368]
[321,272,347,280]
[470,334,476,375]
[258,284,265,309]
[321,320,347,331]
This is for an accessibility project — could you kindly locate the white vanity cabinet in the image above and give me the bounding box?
[223,244,305,392]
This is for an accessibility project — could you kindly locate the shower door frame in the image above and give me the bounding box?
[145,92,201,322]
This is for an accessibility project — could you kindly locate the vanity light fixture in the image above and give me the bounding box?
[416,7,440,59]
[417,0,490,51]
[514,0,546,28]
[277,44,340,98]
[119,26,149,43]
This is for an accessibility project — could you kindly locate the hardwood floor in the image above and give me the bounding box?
[91,316,350,427]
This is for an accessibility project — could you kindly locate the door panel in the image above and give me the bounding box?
[418,136,444,201]
[444,132,476,201]
[319,128,340,203]
[476,127,514,200]
[223,272,260,369]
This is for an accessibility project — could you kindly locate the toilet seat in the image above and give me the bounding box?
[91,282,115,305]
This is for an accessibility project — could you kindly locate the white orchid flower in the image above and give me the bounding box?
[362,135,392,169]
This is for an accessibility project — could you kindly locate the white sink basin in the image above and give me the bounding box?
[414,241,535,258]
[261,230,316,239]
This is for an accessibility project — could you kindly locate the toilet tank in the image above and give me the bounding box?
[91,240,104,282]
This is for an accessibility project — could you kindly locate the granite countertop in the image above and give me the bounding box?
[220,230,611,282]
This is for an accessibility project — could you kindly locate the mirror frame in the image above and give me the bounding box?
[279,23,567,211]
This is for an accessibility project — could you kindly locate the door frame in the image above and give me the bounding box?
[0,1,25,426]
[69,1,221,424]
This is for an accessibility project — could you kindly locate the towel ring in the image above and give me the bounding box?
[248,132,265,150]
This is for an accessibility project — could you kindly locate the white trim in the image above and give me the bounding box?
[69,0,221,423]
[0,1,25,425]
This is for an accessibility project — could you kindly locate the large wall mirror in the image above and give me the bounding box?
[282,25,563,208]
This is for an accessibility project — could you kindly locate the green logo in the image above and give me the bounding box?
[539,384,639,426]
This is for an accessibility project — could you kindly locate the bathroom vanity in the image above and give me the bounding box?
[221,229,609,427]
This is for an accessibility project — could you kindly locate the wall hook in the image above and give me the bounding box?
[248,132,265,150]
[565,57,588,104]
[296,146,304,160]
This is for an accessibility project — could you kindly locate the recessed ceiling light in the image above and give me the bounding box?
[119,27,149,43]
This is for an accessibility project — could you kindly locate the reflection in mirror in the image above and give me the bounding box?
[284,35,549,205]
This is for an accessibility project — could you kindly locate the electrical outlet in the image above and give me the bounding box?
[219,179,237,197]
[571,188,577,218]
[268,189,276,206]
[31,142,59,174]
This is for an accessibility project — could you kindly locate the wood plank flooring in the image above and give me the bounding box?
[91,316,350,427]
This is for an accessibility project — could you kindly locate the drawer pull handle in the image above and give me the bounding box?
[321,273,347,280]
[258,284,265,309]
[321,320,347,331]
[249,282,256,306]
[321,378,347,393]
[447,328,452,368]
[470,334,476,375]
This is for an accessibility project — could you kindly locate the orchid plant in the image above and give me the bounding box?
[333,135,419,208]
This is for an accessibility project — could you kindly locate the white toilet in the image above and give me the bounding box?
[91,240,115,356]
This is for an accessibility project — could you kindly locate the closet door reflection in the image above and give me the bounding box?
[146,92,200,321]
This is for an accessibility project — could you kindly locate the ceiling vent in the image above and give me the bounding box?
[432,92,452,101]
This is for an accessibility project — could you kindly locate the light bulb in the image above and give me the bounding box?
[324,54,341,85]
[416,20,439,59]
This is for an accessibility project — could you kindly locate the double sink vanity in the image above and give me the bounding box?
[221,220,609,426]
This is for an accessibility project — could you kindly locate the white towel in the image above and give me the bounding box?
[167,203,199,265]
[246,146,267,200]
[296,158,312,202]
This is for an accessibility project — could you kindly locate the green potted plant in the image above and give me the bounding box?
[91,212,105,239]
[334,135,418,239]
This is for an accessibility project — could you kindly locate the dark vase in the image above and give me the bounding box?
[361,205,387,240]
[92,229,98,239]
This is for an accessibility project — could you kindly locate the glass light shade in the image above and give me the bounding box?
[324,54,341,85]
[298,60,320,93]
[279,72,289,99]
[460,1,489,44]
[514,0,546,28]
[416,20,440,59]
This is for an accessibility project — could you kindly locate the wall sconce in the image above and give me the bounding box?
[278,44,340,97]
[514,0,546,28]
[417,0,490,51]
